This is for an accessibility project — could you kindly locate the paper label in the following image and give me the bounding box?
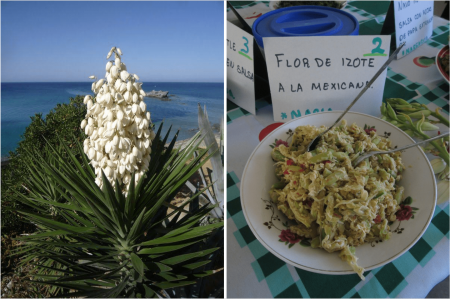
[227,21,256,115]
[394,0,434,59]
[263,36,391,122]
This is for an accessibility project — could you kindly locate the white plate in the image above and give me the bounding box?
[436,45,449,82]
[241,111,437,275]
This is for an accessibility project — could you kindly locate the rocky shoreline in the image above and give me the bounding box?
[167,133,221,150]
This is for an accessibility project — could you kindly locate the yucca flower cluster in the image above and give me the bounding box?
[381,98,449,204]
[381,98,449,167]
[81,47,155,191]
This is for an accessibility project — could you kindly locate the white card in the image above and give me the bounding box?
[394,0,434,59]
[227,21,256,115]
[263,36,391,122]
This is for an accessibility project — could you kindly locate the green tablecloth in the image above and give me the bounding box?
[227,1,449,298]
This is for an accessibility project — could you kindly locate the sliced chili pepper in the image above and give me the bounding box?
[333,213,342,219]
[374,214,381,224]
[283,170,289,175]
[364,127,376,134]
[287,159,294,165]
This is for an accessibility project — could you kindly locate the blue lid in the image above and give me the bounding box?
[252,6,359,48]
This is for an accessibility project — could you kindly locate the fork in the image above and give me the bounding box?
[306,42,406,152]
[352,132,449,167]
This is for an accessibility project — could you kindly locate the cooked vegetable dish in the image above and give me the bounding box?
[269,120,405,280]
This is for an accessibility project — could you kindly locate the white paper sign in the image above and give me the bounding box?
[263,36,391,122]
[394,0,434,59]
[227,21,256,114]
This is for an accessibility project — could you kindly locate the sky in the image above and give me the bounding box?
[1,1,224,82]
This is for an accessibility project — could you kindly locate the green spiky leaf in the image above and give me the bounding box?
[131,253,144,277]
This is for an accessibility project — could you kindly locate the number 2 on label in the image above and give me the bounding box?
[371,37,385,54]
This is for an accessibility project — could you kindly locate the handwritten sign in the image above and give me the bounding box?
[263,36,391,122]
[227,21,256,114]
[394,0,434,59]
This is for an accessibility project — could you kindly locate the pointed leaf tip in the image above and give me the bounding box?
[130,253,144,277]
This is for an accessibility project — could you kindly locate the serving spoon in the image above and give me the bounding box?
[306,42,406,152]
[352,132,449,167]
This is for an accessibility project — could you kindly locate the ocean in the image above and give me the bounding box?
[1,82,224,159]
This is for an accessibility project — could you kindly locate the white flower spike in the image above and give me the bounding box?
[120,71,130,82]
[106,61,113,72]
[81,47,154,193]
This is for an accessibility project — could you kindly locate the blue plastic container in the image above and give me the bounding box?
[252,5,359,50]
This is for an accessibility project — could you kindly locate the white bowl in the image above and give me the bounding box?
[436,45,449,82]
[240,111,437,276]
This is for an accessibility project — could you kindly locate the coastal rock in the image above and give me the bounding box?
[188,124,220,133]
[146,90,171,100]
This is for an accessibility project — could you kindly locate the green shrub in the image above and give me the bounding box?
[1,95,86,234]
[1,95,87,298]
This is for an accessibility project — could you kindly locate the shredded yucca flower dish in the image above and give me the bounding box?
[269,120,405,280]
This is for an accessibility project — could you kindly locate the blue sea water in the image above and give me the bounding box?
[1,82,224,159]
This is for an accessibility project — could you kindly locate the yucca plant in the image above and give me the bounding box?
[12,124,224,298]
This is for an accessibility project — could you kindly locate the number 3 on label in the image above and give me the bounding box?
[238,36,252,60]
[241,37,249,54]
